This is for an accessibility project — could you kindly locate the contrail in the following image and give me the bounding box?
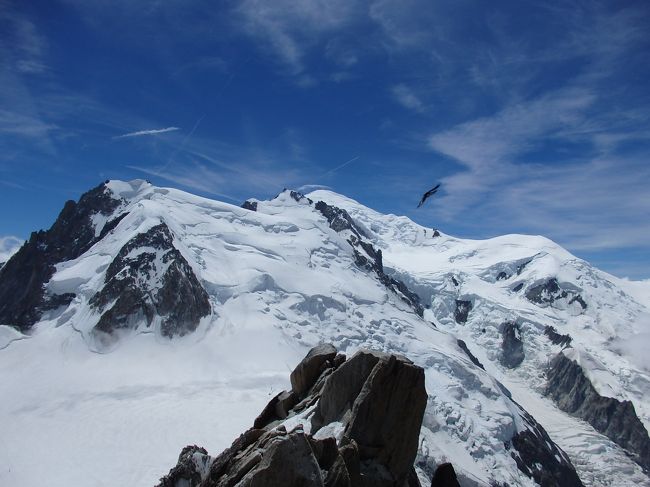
[113,127,179,139]
[324,156,360,176]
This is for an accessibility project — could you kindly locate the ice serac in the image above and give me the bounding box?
[546,352,650,471]
[156,344,428,487]
[0,181,126,332]
[89,222,210,344]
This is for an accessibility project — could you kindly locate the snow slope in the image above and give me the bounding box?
[0,181,648,486]
[309,189,650,485]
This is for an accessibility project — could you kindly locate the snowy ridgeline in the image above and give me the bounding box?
[0,179,648,487]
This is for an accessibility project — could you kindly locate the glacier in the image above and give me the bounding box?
[0,180,648,486]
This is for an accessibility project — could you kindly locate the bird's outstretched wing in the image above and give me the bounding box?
[417,183,441,208]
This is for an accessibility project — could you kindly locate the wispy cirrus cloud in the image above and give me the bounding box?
[235,0,362,75]
[113,127,180,139]
[424,84,650,253]
[391,84,425,113]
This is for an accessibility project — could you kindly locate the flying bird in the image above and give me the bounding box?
[417,183,441,208]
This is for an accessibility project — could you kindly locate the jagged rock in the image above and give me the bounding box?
[290,343,338,397]
[0,181,125,332]
[525,278,587,311]
[241,200,258,211]
[544,326,572,347]
[90,223,210,343]
[453,300,472,324]
[157,344,427,487]
[512,283,523,292]
[314,200,423,317]
[158,446,211,487]
[496,271,509,281]
[430,463,460,487]
[546,353,650,470]
[342,353,427,485]
[500,322,524,368]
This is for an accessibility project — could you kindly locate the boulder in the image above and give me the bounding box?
[290,343,337,397]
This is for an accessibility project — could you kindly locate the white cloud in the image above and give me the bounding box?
[236,0,361,74]
[0,236,23,263]
[423,87,650,253]
[391,84,425,113]
[113,127,180,139]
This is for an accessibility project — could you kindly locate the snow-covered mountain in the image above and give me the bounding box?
[0,180,648,487]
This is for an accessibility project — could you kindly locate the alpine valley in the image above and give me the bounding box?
[0,180,648,487]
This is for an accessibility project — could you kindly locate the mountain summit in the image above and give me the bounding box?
[0,180,648,487]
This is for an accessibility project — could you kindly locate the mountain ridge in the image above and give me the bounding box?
[0,180,648,486]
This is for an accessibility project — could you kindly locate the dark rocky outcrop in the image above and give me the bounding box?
[0,181,125,332]
[157,344,428,487]
[544,326,572,347]
[290,190,314,204]
[508,409,584,487]
[512,283,523,292]
[453,300,472,324]
[90,223,210,344]
[456,339,484,370]
[241,200,258,211]
[525,279,587,311]
[315,200,423,317]
[546,353,650,471]
[496,271,509,281]
[500,322,524,368]
[430,463,460,487]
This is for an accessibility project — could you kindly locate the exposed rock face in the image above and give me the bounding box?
[525,278,587,311]
[546,353,650,471]
[453,300,472,324]
[508,407,584,487]
[314,200,423,317]
[241,200,258,211]
[157,344,428,487]
[544,326,572,347]
[90,223,210,344]
[0,182,125,332]
[456,339,484,370]
[500,321,524,368]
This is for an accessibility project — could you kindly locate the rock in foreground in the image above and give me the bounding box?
[157,344,428,487]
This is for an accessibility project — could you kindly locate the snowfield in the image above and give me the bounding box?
[0,181,648,486]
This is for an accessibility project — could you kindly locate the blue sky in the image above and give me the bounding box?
[1,0,649,278]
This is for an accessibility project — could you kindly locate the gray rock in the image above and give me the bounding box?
[158,344,427,487]
[236,430,324,487]
[343,354,427,485]
[453,300,472,324]
[90,223,211,344]
[525,278,587,310]
[499,322,524,368]
[456,339,484,370]
[544,326,572,347]
[0,181,125,332]
[546,352,650,471]
[290,343,338,398]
